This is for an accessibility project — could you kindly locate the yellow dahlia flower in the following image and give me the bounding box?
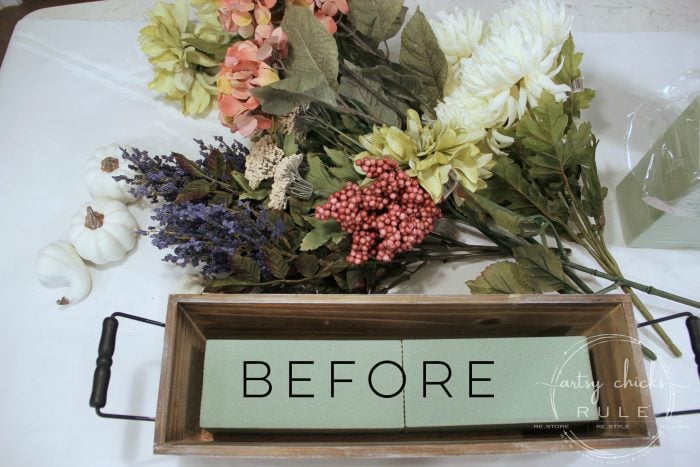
[357,110,495,202]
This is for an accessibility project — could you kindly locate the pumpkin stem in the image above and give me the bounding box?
[85,207,105,230]
[101,157,120,173]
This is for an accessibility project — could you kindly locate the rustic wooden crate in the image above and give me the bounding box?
[154,294,657,457]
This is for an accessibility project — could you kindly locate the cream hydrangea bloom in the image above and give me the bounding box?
[434,0,572,155]
[139,0,228,115]
[429,9,485,94]
[268,154,305,210]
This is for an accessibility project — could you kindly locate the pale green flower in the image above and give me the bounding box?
[357,110,495,202]
[139,0,230,115]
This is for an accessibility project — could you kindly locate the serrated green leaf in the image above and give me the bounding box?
[517,91,568,157]
[304,153,343,197]
[175,179,210,203]
[491,158,568,225]
[555,35,582,85]
[210,191,233,207]
[230,170,268,200]
[399,8,447,109]
[346,267,365,291]
[572,88,595,117]
[263,246,290,279]
[173,152,206,177]
[325,147,362,182]
[229,254,261,283]
[348,0,405,41]
[300,218,346,251]
[283,6,339,90]
[295,253,320,278]
[182,35,230,60]
[205,276,251,292]
[512,244,576,293]
[206,148,225,179]
[467,261,540,294]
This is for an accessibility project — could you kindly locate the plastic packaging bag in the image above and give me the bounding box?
[624,70,700,218]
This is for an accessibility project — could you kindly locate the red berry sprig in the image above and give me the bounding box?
[315,157,442,264]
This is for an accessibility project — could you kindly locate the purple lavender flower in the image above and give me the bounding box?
[147,200,284,276]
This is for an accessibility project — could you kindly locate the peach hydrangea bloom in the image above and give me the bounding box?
[218,40,280,136]
[287,0,349,34]
[219,0,277,38]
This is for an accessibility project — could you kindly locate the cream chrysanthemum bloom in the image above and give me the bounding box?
[429,9,485,94]
[434,0,572,155]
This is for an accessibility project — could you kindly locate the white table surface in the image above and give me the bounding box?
[1,1,699,466]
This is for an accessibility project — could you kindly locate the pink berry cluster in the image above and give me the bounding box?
[315,157,442,264]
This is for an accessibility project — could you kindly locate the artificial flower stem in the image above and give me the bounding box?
[565,260,696,354]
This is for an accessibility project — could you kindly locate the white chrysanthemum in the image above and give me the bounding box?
[434,0,572,154]
[488,0,571,53]
[429,9,485,94]
[458,27,570,126]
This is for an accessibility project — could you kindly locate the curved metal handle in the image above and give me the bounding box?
[89,312,164,422]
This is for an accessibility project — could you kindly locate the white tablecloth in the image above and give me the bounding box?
[0,1,699,466]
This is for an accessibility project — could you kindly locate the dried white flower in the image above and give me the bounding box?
[244,135,284,189]
[268,153,306,210]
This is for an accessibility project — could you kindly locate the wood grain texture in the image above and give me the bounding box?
[154,293,657,457]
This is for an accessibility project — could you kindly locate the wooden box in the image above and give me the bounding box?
[154,294,657,457]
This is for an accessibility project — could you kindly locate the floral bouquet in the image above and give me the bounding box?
[129,0,700,357]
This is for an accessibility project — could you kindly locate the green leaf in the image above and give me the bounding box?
[399,8,447,108]
[210,191,233,207]
[579,138,607,223]
[512,245,576,293]
[325,147,362,182]
[555,35,582,85]
[182,35,229,60]
[572,88,595,117]
[346,267,365,291]
[295,253,320,278]
[230,170,268,200]
[282,6,339,90]
[173,152,206,177]
[263,246,290,279]
[491,158,568,225]
[339,72,402,127]
[348,0,406,41]
[175,179,210,203]
[467,261,540,294]
[205,277,251,292]
[253,77,337,115]
[470,193,544,237]
[229,254,261,284]
[300,218,346,251]
[517,91,568,160]
[206,149,225,179]
[304,153,343,197]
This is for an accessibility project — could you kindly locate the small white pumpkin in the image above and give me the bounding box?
[36,241,92,305]
[69,199,139,265]
[84,144,137,202]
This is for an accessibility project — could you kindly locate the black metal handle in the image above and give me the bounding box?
[89,312,164,422]
[89,317,118,409]
[638,311,700,417]
[687,316,700,379]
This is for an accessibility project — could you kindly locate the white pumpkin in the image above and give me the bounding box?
[69,199,139,265]
[36,241,92,305]
[84,144,137,202]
